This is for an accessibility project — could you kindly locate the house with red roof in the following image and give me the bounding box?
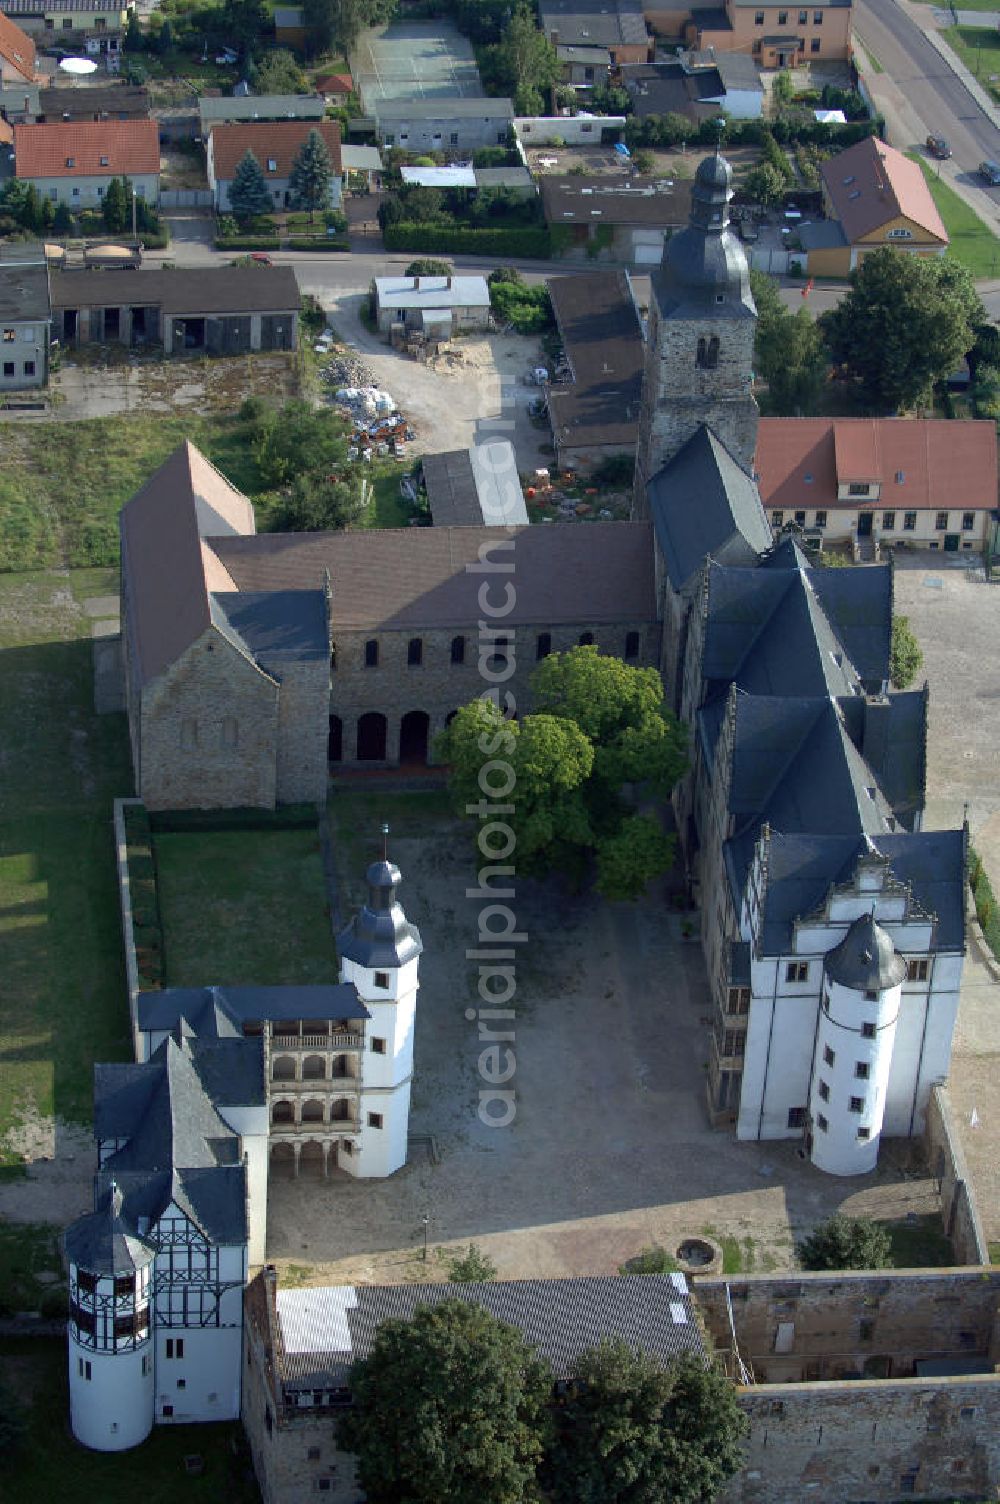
[12,118,159,207]
[206,119,342,213]
[800,136,948,277]
[0,9,35,85]
[755,416,998,553]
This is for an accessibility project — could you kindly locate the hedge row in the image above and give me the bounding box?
[286,236,351,252]
[148,803,319,834]
[214,234,281,250]
[383,222,554,258]
[123,802,165,991]
[623,114,883,151]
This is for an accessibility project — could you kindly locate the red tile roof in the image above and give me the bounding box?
[13,119,160,179]
[314,72,352,95]
[0,10,34,83]
[822,137,948,246]
[755,417,998,512]
[209,119,341,180]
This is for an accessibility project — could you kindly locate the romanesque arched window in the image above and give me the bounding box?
[697,336,720,370]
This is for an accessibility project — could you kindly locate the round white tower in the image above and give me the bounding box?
[66,1182,156,1451]
[338,855,422,1179]
[809,914,905,1176]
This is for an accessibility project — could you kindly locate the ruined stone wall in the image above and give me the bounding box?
[925,1083,990,1266]
[139,627,279,810]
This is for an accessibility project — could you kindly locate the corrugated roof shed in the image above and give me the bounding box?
[422,441,529,527]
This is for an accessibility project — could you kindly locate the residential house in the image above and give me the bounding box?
[313,71,353,106]
[0,239,49,391]
[556,42,612,87]
[206,120,342,212]
[539,0,652,64]
[0,0,131,38]
[802,135,948,276]
[755,417,998,554]
[51,265,300,355]
[687,0,854,65]
[541,174,692,264]
[515,111,627,145]
[38,83,149,120]
[547,269,645,469]
[12,118,160,206]
[372,95,514,153]
[371,274,491,338]
[0,8,34,84]
[242,1266,706,1504]
[623,50,763,120]
[421,440,529,527]
[197,94,326,137]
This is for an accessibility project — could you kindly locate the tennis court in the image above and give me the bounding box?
[351,21,485,110]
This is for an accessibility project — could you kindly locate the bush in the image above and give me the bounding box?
[489,279,553,333]
[797,1215,891,1271]
[405,258,453,277]
[384,222,553,258]
[591,452,635,487]
[618,1245,678,1274]
[214,234,281,250]
[286,236,349,252]
[447,1244,498,1281]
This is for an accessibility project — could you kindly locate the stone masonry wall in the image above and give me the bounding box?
[329,619,659,766]
[140,627,279,810]
[274,656,330,805]
[924,1084,990,1266]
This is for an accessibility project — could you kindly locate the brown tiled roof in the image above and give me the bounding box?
[13,119,159,179]
[210,522,656,630]
[547,270,644,450]
[755,417,998,513]
[0,9,33,82]
[120,442,255,684]
[821,137,947,246]
[209,119,341,180]
[314,72,352,94]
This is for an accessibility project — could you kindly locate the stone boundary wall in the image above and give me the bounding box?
[113,796,145,1062]
[924,1082,989,1266]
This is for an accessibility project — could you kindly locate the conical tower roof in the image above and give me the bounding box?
[824,912,905,992]
[338,860,422,970]
[65,1181,156,1277]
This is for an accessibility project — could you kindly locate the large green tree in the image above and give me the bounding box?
[252,47,307,94]
[820,247,983,413]
[750,270,828,416]
[337,1299,552,1504]
[228,148,274,225]
[302,0,396,57]
[101,175,132,234]
[436,647,687,899]
[480,6,560,115]
[288,127,334,221]
[797,1214,891,1271]
[544,1343,748,1504]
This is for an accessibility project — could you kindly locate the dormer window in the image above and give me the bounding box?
[804,472,814,483]
[267,158,277,171]
[99,156,109,167]
[66,156,75,167]
[848,482,870,497]
[895,470,905,483]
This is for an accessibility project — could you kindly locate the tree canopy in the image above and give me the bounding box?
[406,258,453,277]
[480,5,560,115]
[252,48,307,94]
[436,647,687,900]
[797,1214,892,1271]
[288,127,334,221]
[302,0,396,57]
[889,615,923,690]
[750,270,828,416]
[337,1299,552,1504]
[543,1342,748,1504]
[820,248,983,412]
[228,149,274,225]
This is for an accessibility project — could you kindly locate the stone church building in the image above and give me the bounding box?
[119,151,969,1164]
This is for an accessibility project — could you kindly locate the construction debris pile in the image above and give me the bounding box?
[330,384,415,461]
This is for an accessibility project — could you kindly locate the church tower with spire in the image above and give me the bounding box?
[633,151,760,518]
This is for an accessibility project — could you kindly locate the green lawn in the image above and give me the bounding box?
[906,152,1000,278]
[943,25,1000,103]
[0,568,134,1158]
[328,789,455,914]
[885,1216,955,1268]
[1,1338,261,1503]
[0,1222,66,1313]
[154,828,338,986]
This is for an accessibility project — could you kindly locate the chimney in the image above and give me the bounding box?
[550,28,559,45]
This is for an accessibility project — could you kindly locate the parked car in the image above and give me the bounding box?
[979,160,1000,185]
[926,135,951,160]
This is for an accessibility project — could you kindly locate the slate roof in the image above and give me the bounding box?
[138,984,369,1035]
[837,689,927,829]
[13,119,159,179]
[65,1183,156,1276]
[0,9,33,82]
[684,49,763,90]
[422,440,529,527]
[654,153,756,322]
[825,912,906,991]
[750,829,966,955]
[209,118,341,179]
[540,174,692,227]
[547,269,644,451]
[338,861,423,971]
[272,1273,704,1390]
[0,251,48,322]
[822,137,947,246]
[755,417,998,515]
[646,424,772,590]
[51,266,301,316]
[538,0,649,50]
[119,441,255,685]
[210,522,657,630]
[622,60,725,121]
[212,590,330,670]
[557,43,612,64]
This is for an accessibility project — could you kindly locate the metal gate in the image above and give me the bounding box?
[159,189,214,209]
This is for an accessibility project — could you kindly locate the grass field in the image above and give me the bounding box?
[0,568,133,1158]
[0,1222,66,1313]
[943,25,1000,104]
[1,1338,261,1503]
[154,828,338,986]
[885,1215,955,1268]
[907,153,1000,278]
[328,788,454,914]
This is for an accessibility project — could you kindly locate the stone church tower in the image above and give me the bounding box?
[633,152,759,517]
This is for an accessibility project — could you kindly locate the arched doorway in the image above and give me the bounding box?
[357,712,387,761]
[270,1142,295,1178]
[328,714,342,762]
[299,1141,326,1177]
[399,710,430,765]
